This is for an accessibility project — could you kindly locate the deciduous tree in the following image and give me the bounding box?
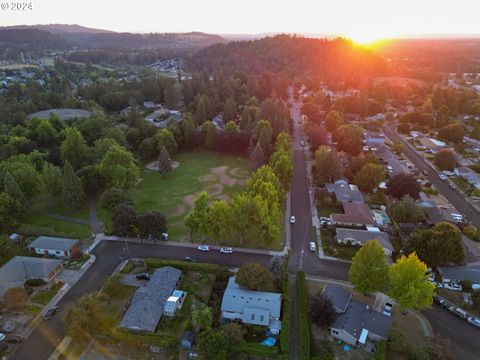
[112,204,138,236]
[349,240,389,293]
[386,173,420,199]
[235,262,273,291]
[98,144,139,190]
[62,161,85,210]
[354,163,385,193]
[138,210,167,239]
[310,293,335,327]
[60,128,90,170]
[433,149,456,171]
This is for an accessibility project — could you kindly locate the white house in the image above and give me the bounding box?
[28,236,79,258]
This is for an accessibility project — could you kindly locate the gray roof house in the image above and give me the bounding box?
[221,277,282,334]
[335,228,394,257]
[119,266,182,332]
[28,236,78,258]
[326,180,366,203]
[439,265,480,283]
[0,256,63,297]
[321,284,392,348]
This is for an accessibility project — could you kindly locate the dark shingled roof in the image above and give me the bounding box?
[321,284,352,313]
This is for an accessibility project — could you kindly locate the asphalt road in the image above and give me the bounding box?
[383,124,480,227]
[11,241,273,360]
[424,305,480,360]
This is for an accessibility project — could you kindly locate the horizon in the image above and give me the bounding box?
[1,0,480,44]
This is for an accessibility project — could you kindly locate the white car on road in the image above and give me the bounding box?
[438,174,447,181]
[467,316,480,328]
[220,247,233,254]
[290,216,296,224]
[197,245,210,251]
[309,242,316,252]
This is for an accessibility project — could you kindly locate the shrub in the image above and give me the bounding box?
[25,278,47,287]
[231,341,280,357]
[297,272,310,360]
[460,280,473,293]
[145,258,221,273]
[373,340,387,360]
[4,287,29,311]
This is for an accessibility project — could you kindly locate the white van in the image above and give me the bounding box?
[449,306,468,319]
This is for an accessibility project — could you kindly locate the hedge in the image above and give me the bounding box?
[145,258,222,273]
[373,340,387,360]
[113,328,177,348]
[280,276,290,355]
[297,271,310,360]
[231,341,280,357]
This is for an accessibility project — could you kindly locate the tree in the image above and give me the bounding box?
[182,115,196,146]
[100,187,132,212]
[388,253,435,310]
[472,289,480,312]
[235,262,273,291]
[387,327,409,354]
[154,129,178,155]
[354,163,385,193]
[397,123,410,134]
[42,163,63,197]
[250,141,266,170]
[390,195,425,223]
[438,123,464,144]
[98,144,139,190]
[471,125,480,140]
[207,200,231,241]
[433,149,456,171]
[221,323,244,345]
[62,161,85,210]
[0,192,22,230]
[4,171,26,208]
[185,191,212,241]
[430,333,456,360]
[223,98,237,122]
[301,102,321,124]
[102,274,123,300]
[202,120,218,149]
[60,128,90,170]
[157,146,172,174]
[247,165,282,202]
[314,146,342,185]
[4,287,28,311]
[349,240,389,293]
[112,204,138,236]
[310,293,335,327]
[138,137,157,159]
[333,124,364,155]
[138,211,167,239]
[224,120,239,139]
[386,173,420,199]
[255,120,273,158]
[196,328,228,360]
[269,150,293,190]
[192,305,212,332]
[77,165,106,195]
[274,132,293,154]
[405,222,465,267]
[35,120,57,146]
[390,141,404,154]
[324,110,344,132]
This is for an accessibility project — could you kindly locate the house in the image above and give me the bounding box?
[119,266,182,332]
[364,132,385,145]
[180,331,196,349]
[417,138,446,153]
[439,265,480,283]
[28,236,79,258]
[326,180,366,203]
[321,284,392,348]
[221,277,282,335]
[330,202,376,227]
[164,290,187,317]
[335,228,394,257]
[0,256,63,297]
[455,166,480,189]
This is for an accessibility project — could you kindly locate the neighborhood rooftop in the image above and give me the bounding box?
[321,284,352,313]
[326,180,366,203]
[439,265,480,283]
[119,266,181,332]
[335,228,393,252]
[330,202,376,226]
[28,236,78,252]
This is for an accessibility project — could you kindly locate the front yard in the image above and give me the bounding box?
[320,228,358,260]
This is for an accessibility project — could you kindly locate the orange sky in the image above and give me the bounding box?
[1,0,479,43]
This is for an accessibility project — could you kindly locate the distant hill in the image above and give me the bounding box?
[0,28,67,51]
[3,24,113,34]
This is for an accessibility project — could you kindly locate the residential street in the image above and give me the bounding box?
[383,124,480,228]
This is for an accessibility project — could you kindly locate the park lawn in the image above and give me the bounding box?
[130,151,251,241]
[18,214,92,239]
[31,289,58,305]
[28,193,90,220]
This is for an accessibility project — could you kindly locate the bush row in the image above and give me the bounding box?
[231,341,280,357]
[113,328,177,348]
[280,276,291,355]
[297,271,310,360]
[145,258,222,273]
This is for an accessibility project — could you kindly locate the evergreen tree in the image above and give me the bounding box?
[157,146,172,174]
[250,142,266,170]
[4,171,27,208]
[62,161,85,210]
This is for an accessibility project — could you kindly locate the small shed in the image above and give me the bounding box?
[180,331,195,349]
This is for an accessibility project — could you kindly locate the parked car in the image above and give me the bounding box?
[382,302,393,316]
[197,245,210,251]
[443,282,462,291]
[136,273,151,281]
[448,306,468,319]
[220,247,233,254]
[438,174,447,181]
[309,242,316,252]
[467,316,480,328]
[423,170,429,176]
[0,333,5,342]
[449,183,457,190]
[44,306,58,320]
[184,256,198,262]
[290,216,296,224]
[6,335,24,343]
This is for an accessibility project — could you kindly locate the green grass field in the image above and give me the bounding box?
[18,214,92,239]
[99,151,251,241]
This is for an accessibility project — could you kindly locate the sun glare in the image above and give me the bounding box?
[345,31,392,47]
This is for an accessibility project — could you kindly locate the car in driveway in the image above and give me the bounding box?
[382,302,393,316]
[136,273,151,280]
[443,282,462,291]
[0,333,5,342]
[309,242,316,252]
[467,316,480,328]
[184,256,198,262]
[439,174,447,181]
[44,306,58,320]
[197,245,210,251]
[290,216,296,224]
[220,247,233,254]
